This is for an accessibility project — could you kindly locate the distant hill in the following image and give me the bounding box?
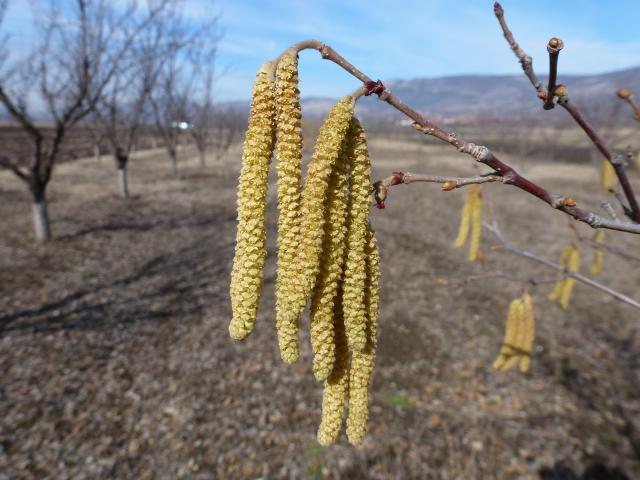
[233,66,640,126]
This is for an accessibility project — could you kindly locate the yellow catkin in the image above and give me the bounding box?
[518,293,535,372]
[493,298,521,370]
[468,185,483,261]
[453,190,473,248]
[591,230,605,276]
[346,224,380,445]
[229,63,276,341]
[317,294,350,446]
[343,118,372,353]
[293,97,355,325]
[548,244,574,301]
[274,53,304,363]
[600,159,616,190]
[309,139,351,381]
[559,246,580,309]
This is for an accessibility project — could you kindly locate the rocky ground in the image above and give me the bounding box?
[0,137,639,479]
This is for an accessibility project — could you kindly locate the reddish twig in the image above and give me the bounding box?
[494,2,640,223]
[274,40,640,234]
[617,88,640,121]
[543,37,563,110]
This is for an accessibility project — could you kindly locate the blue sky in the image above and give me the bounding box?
[4,1,640,102]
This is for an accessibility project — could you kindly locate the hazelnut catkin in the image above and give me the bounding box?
[548,243,574,301]
[317,294,349,446]
[274,53,304,363]
[310,135,351,381]
[346,223,380,445]
[343,118,373,353]
[518,293,535,373]
[600,159,616,191]
[229,62,276,341]
[468,185,483,262]
[492,297,521,370]
[591,230,605,276]
[294,97,355,325]
[559,246,580,309]
[453,184,482,261]
[453,188,472,248]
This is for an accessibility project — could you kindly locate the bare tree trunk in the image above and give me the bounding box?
[169,148,178,175]
[152,137,158,149]
[118,166,129,198]
[199,148,206,167]
[32,199,51,241]
[94,144,101,163]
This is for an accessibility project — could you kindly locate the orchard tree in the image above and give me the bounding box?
[0,0,165,240]
[227,3,640,449]
[91,1,176,198]
[148,8,220,175]
[187,70,241,167]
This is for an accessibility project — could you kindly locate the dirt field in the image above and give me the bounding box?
[0,134,639,479]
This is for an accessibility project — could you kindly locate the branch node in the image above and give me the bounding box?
[364,80,385,97]
[611,153,625,166]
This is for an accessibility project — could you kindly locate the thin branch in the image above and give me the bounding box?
[442,272,558,287]
[494,2,640,223]
[484,222,640,311]
[617,88,640,121]
[0,156,29,183]
[543,37,563,110]
[272,39,640,234]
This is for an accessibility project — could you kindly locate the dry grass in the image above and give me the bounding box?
[0,135,639,479]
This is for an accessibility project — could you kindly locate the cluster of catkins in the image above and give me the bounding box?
[453,184,483,261]
[229,54,380,446]
[493,293,535,372]
[548,243,580,309]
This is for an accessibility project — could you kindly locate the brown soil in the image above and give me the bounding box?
[0,138,639,479]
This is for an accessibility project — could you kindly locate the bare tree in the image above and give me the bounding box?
[149,7,220,175]
[91,2,171,198]
[0,0,164,240]
[186,69,240,167]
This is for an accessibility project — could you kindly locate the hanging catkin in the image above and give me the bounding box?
[309,126,351,381]
[343,118,373,353]
[345,223,380,445]
[559,246,580,309]
[600,159,616,190]
[294,97,355,325]
[492,297,521,370]
[493,293,536,373]
[591,230,605,276]
[453,185,482,261]
[229,62,276,341]
[548,243,574,302]
[317,291,349,446]
[274,53,304,363]
[468,185,483,261]
[518,293,535,372]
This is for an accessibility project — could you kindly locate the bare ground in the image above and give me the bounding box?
[0,137,639,479]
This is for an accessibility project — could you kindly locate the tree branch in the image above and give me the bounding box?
[484,222,640,311]
[272,39,640,234]
[494,2,640,223]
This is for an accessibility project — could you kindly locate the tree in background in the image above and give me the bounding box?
[0,0,164,240]
[149,5,219,175]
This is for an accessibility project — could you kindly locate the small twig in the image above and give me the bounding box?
[617,88,640,121]
[443,272,558,287]
[484,222,640,311]
[601,201,618,221]
[543,37,563,110]
[494,2,640,223]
